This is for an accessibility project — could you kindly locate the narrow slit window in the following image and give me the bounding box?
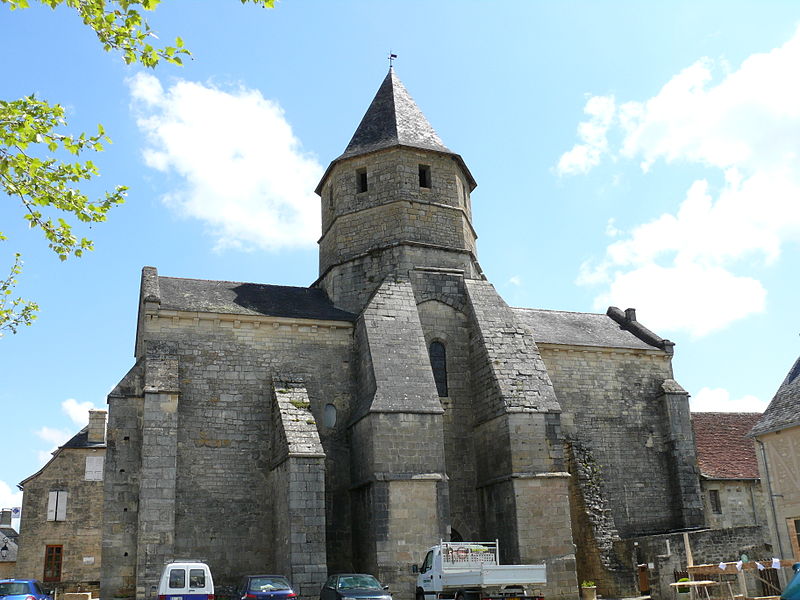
[357,169,368,193]
[328,187,334,209]
[429,341,448,398]
[709,489,721,514]
[419,164,431,188]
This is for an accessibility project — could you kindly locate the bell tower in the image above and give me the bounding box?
[315,68,482,313]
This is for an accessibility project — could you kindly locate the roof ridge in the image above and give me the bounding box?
[159,275,313,290]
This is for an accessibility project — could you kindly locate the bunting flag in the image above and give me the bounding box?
[773,558,782,570]
[757,562,766,571]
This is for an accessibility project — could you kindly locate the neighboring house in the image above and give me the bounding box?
[101,68,706,600]
[0,509,19,578]
[750,355,800,561]
[691,412,767,529]
[16,410,107,595]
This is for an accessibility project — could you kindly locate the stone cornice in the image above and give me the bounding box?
[144,308,354,332]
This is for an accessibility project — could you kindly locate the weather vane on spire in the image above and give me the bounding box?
[388,51,397,67]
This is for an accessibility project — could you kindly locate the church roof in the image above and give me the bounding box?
[340,67,451,160]
[750,355,800,437]
[691,412,761,479]
[315,68,476,194]
[157,276,356,322]
[514,308,661,350]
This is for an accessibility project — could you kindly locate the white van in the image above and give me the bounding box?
[158,561,215,600]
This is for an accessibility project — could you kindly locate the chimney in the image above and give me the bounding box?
[88,409,107,443]
[625,308,637,322]
[0,510,11,528]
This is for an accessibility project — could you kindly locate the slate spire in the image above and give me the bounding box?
[338,67,452,160]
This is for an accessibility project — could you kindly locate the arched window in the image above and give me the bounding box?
[429,341,448,398]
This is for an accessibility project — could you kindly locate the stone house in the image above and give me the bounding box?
[0,509,19,578]
[17,410,107,594]
[749,355,800,561]
[101,68,706,600]
[691,412,766,530]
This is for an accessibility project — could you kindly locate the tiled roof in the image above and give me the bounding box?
[514,308,662,350]
[750,355,800,437]
[157,276,356,322]
[691,412,761,479]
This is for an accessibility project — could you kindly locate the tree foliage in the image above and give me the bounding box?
[0,0,275,336]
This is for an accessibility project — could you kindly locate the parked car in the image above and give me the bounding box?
[0,579,53,600]
[238,575,296,600]
[157,561,215,600]
[320,574,391,600]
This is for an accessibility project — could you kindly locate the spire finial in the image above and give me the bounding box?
[388,51,397,68]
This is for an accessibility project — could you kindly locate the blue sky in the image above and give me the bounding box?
[2,1,800,520]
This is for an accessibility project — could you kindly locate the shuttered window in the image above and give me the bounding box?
[47,491,67,521]
[85,456,104,481]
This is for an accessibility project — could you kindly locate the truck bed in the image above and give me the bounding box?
[441,563,547,588]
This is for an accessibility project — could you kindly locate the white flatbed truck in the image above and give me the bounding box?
[415,541,546,600]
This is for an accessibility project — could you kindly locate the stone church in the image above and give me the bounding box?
[100,69,703,600]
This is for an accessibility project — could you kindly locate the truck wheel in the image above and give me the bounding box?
[416,590,424,600]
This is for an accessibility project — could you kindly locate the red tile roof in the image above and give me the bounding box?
[691,413,761,479]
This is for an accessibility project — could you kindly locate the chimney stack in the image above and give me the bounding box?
[0,509,11,528]
[88,409,107,443]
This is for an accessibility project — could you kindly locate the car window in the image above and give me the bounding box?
[169,569,186,589]
[324,576,337,589]
[33,583,44,596]
[189,570,206,588]
[248,577,290,592]
[422,551,433,573]
[337,576,381,591]
[0,583,31,596]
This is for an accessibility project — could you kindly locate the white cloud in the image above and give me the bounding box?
[509,275,522,286]
[35,426,73,464]
[62,398,96,425]
[565,26,800,335]
[556,95,615,176]
[129,73,323,251]
[0,480,22,510]
[690,387,767,413]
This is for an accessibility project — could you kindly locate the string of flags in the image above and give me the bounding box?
[715,558,785,571]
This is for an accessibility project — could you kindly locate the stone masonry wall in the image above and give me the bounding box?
[102,370,144,600]
[18,447,105,594]
[114,310,355,594]
[622,525,772,600]
[701,480,766,530]
[538,345,688,537]
[415,296,479,540]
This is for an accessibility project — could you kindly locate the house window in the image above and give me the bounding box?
[47,491,68,521]
[419,164,431,188]
[429,341,448,398]
[43,545,63,582]
[788,518,800,560]
[85,456,104,481]
[709,489,722,514]
[356,169,368,193]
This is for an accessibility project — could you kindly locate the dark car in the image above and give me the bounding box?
[320,574,391,600]
[0,580,53,600]
[238,575,296,600]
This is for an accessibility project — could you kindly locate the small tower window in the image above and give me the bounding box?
[419,164,431,188]
[357,168,368,193]
[429,341,448,398]
[709,489,722,514]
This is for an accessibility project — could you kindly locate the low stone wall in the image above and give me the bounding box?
[616,526,771,600]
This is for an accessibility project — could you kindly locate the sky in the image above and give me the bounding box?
[2,0,800,525]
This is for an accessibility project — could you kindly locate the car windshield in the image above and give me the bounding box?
[249,578,290,592]
[0,583,30,596]
[337,576,381,591]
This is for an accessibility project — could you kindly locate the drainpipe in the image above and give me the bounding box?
[757,439,788,559]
